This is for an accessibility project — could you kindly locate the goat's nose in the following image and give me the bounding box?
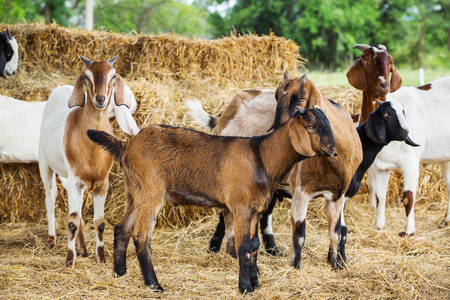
[96,95,106,104]
[329,145,336,153]
[12,71,15,75]
[380,82,389,89]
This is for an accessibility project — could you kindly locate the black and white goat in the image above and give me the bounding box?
[0,28,18,79]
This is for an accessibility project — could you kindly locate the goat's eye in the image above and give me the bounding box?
[6,53,11,57]
[299,97,306,102]
[383,113,389,117]
[362,60,368,65]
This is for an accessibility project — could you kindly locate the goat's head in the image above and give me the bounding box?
[0,28,19,79]
[288,106,336,158]
[365,100,419,147]
[68,55,128,110]
[347,44,402,98]
[273,71,323,129]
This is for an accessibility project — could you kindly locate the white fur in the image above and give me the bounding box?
[368,76,450,234]
[185,99,214,131]
[0,85,138,163]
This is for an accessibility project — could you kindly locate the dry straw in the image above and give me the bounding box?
[0,23,449,299]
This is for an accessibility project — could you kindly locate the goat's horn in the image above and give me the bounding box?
[376,99,384,106]
[283,69,290,80]
[80,55,92,67]
[295,106,305,114]
[353,44,371,52]
[108,55,118,66]
[378,44,387,51]
[6,28,12,40]
[303,73,308,84]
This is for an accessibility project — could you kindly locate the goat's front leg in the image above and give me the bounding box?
[290,186,311,269]
[439,161,450,228]
[233,211,256,294]
[326,195,345,270]
[367,166,391,230]
[399,161,420,236]
[65,179,86,267]
[93,180,109,263]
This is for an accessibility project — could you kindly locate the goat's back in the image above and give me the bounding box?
[0,96,46,163]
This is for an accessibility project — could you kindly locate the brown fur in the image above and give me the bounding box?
[417,83,432,91]
[346,46,402,124]
[403,190,414,217]
[89,106,335,292]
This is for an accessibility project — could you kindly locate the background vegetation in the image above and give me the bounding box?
[1,0,449,71]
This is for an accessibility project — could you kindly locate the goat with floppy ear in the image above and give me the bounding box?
[39,55,132,268]
[346,44,402,124]
[0,28,19,79]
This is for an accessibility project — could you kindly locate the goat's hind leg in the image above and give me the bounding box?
[439,161,450,228]
[290,187,311,269]
[326,195,345,270]
[39,162,58,249]
[132,189,164,292]
[208,211,225,253]
[114,190,136,277]
[260,192,280,256]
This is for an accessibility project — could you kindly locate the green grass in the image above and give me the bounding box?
[306,68,450,87]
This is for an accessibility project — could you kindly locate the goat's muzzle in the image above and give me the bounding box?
[95,95,107,109]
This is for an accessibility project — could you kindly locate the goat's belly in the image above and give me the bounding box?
[167,189,226,209]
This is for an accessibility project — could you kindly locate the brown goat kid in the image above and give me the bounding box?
[347,44,402,124]
[87,106,335,294]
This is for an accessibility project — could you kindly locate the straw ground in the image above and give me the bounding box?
[0,24,449,298]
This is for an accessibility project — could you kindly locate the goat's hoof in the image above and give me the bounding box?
[265,246,280,256]
[438,219,449,228]
[77,248,89,257]
[239,284,254,294]
[208,237,222,253]
[65,251,76,268]
[398,231,414,237]
[95,246,106,264]
[48,235,57,249]
[149,284,164,293]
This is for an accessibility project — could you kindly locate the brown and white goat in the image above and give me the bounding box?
[188,72,363,270]
[87,106,335,293]
[346,44,402,124]
[38,55,129,267]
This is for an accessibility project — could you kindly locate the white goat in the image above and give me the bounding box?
[0,84,138,164]
[368,76,450,235]
[39,55,132,267]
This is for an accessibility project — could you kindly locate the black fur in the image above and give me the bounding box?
[208,212,225,253]
[87,129,127,161]
[0,32,14,79]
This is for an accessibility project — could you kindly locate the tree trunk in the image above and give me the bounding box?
[45,1,50,25]
[419,17,425,69]
[85,0,94,30]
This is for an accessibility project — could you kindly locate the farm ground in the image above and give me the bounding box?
[1,194,449,299]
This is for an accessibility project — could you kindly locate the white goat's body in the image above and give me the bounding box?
[0,85,139,164]
[368,76,450,234]
[0,95,46,163]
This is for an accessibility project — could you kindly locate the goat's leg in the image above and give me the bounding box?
[439,161,450,228]
[326,195,345,270]
[223,210,237,258]
[39,162,58,248]
[367,166,391,230]
[290,186,311,269]
[399,162,420,236]
[113,191,136,277]
[65,179,86,267]
[249,215,261,289]
[233,211,254,294]
[208,211,226,253]
[92,180,109,263]
[338,197,349,266]
[132,189,164,292]
[260,193,279,256]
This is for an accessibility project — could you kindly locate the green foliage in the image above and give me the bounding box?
[1,0,72,25]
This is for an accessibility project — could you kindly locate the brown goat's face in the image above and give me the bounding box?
[84,60,117,110]
[347,45,402,97]
[274,73,323,129]
[289,108,335,157]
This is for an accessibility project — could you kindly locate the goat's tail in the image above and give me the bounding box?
[185,99,217,131]
[87,129,127,161]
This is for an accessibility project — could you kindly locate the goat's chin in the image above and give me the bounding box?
[374,88,389,98]
[94,104,108,110]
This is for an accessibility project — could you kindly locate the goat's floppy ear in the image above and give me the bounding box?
[0,49,6,79]
[68,74,86,108]
[390,67,402,93]
[288,118,316,157]
[346,59,367,91]
[113,74,129,108]
[365,113,387,144]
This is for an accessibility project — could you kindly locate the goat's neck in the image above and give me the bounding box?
[354,124,385,181]
[360,91,387,124]
[80,98,111,130]
[256,122,304,185]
